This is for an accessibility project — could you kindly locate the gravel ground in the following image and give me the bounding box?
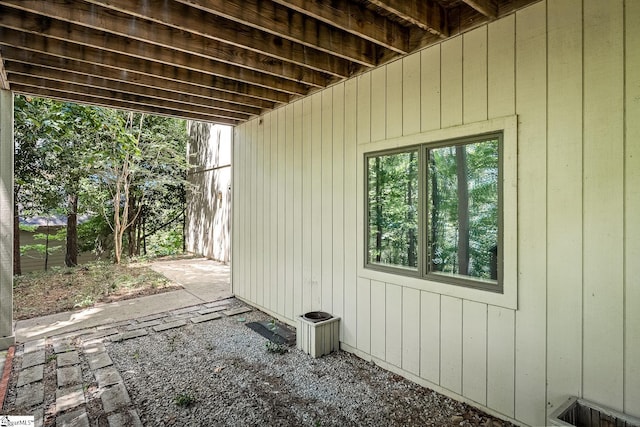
[107,307,511,427]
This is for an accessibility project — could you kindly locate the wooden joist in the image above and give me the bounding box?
[0,48,8,90]
[0,0,539,123]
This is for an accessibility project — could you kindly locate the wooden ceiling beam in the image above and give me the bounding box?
[174,0,387,61]
[367,0,447,37]
[462,0,498,18]
[0,26,287,105]
[8,74,252,122]
[271,0,409,54]
[4,60,263,117]
[0,5,323,94]
[12,85,241,125]
[0,45,273,111]
[0,0,354,79]
[0,48,9,90]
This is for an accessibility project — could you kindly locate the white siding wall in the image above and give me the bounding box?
[231,1,640,424]
[185,123,232,263]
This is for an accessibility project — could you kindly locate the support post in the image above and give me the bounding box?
[0,89,14,350]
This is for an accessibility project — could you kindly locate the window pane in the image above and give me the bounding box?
[428,139,499,282]
[367,150,419,269]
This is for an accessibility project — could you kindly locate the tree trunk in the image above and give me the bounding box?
[65,193,78,267]
[455,146,469,276]
[406,152,416,268]
[13,195,21,276]
[45,224,50,271]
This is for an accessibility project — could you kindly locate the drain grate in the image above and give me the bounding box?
[246,321,296,346]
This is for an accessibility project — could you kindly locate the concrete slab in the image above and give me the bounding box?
[170,305,204,316]
[22,349,45,368]
[110,330,148,343]
[95,366,123,388]
[134,313,168,323]
[56,384,85,413]
[87,352,113,371]
[33,407,44,427]
[81,328,119,342]
[23,338,46,354]
[197,306,228,315]
[82,342,106,355]
[190,313,222,324]
[15,258,231,343]
[57,351,80,367]
[16,364,43,387]
[53,339,74,354]
[108,410,143,427]
[15,290,204,343]
[126,320,162,331]
[223,307,252,317]
[152,320,187,332]
[57,366,82,387]
[101,383,131,413]
[15,382,44,408]
[56,408,89,427]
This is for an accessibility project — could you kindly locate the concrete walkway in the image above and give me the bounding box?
[13,258,232,343]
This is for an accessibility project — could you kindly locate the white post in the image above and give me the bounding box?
[0,89,14,350]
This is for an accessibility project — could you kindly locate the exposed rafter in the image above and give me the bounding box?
[0,48,8,90]
[0,0,538,124]
[367,0,447,37]
[462,0,498,18]
[271,0,410,53]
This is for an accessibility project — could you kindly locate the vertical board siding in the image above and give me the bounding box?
[386,60,403,139]
[285,104,295,319]
[440,296,463,394]
[277,108,287,315]
[545,0,583,412]
[370,280,386,360]
[514,2,547,425]
[462,26,488,124]
[357,277,371,353]
[487,306,515,417]
[385,283,402,368]
[463,301,487,405]
[357,73,371,144]
[420,291,440,384]
[421,45,441,132]
[625,0,640,417]
[230,1,637,424]
[342,78,358,348]
[402,54,421,136]
[440,36,463,128]
[582,0,624,410]
[256,114,265,308]
[321,91,334,313]
[487,15,515,119]
[301,97,313,313]
[402,287,420,376]
[293,102,303,319]
[370,67,386,142]
[332,84,345,328]
[311,93,322,310]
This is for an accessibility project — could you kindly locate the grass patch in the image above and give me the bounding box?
[13,260,182,320]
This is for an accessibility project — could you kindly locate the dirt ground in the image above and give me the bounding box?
[13,261,182,320]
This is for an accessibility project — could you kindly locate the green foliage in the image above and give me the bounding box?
[367,150,419,268]
[174,392,196,408]
[15,95,191,264]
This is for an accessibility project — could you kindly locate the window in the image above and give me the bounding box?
[365,133,502,292]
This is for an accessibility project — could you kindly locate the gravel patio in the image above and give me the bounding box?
[1,298,511,426]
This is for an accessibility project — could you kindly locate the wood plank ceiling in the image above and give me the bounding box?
[0,0,537,125]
